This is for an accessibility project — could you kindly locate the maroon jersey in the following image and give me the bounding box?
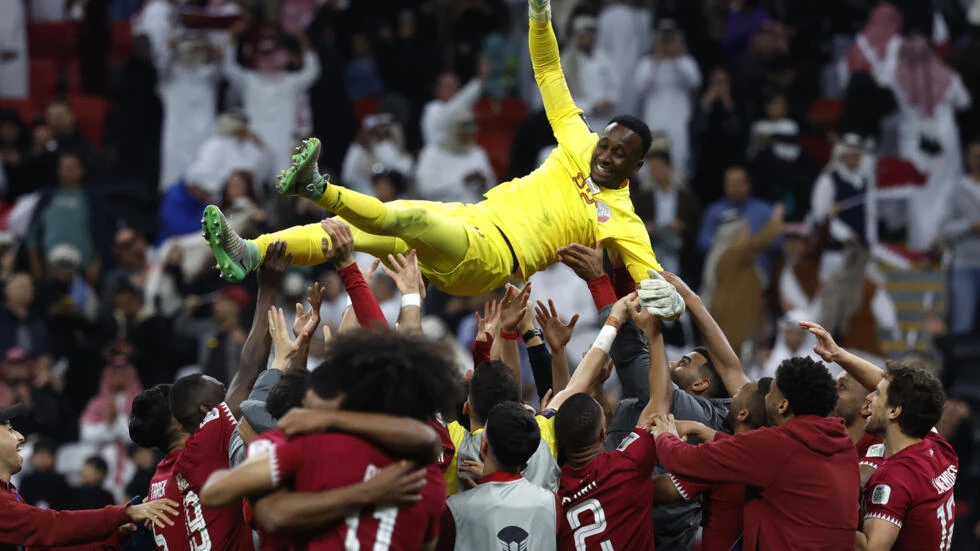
[244,430,291,551]
[174,403,253,551]
[273,431,446,551]
[857,433,885,473]
[558,430,658,551]
[429,417,455,474]
[669,474,744,551]
[149,449,190,551]
[863,431,959,551]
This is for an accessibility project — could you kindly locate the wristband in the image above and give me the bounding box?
[522,329,543,343]
[500,329,520,340]
[604,316,624,331]
[591,325,619,354]
[401,293,422,308]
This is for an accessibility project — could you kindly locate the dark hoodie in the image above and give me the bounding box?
[655,415,859,550]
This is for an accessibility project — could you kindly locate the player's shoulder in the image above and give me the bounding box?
[199,402,238,431]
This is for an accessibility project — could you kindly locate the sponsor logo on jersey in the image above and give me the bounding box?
[596,201,611,223]
[497,526,529,551]
[931,465,957,494]
[866,444,885,458]
[871,484,891,505]
[150,479,168,500]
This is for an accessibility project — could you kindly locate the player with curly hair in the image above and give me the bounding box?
[648,357,860,550]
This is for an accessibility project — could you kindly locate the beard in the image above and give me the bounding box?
[864,413,885,436]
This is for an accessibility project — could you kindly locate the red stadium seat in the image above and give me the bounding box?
[809,98,842,132]
[67,94,110,148]
[30,58,59,109]
[877,157,927,189]
[27,22,78,70]
[800,135,832,165]
[66,59,83,94]
[477,130,513,181]
[474,98,527,133]
[352,97,382,125]
[110,20,133,67]
[0,99,36,126]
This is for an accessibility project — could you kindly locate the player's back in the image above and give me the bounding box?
[864,431,958,550]
[445,475,559,551]
[175,403,253,551]
[244,430,291,551]
[558,431,657,551]
[149,450,189,551]
[277,432,446,551]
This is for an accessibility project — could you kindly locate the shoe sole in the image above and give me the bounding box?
[201,205,247,283]
[277,137,321,196]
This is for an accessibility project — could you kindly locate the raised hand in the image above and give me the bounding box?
[648,413,678,440]
[799,320,843,364]
[381,250,422,296]
[535,299,579,351]
[638,270,685,321]
[268,306,310,369]
[293,282,325,338]
[608,292,636,327]
[320,218,355,269]
[557,241,604,282]
[659,271,695,301]
[361,258,381,287]
[259,241,291,290]
[126,499,180,529]
[475,299,500,340]
[364,461,428,507]
[499,283,531,333]
[626,294,660,337]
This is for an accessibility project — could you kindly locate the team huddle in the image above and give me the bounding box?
[0,0,956,550]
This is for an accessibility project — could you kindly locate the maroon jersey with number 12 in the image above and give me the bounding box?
[273,432,446,551]
[863,430,959,551]
[174,402,253,551]
[557,429,658,551]
[148,449,189,551]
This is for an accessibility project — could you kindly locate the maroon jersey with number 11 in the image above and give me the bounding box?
[863,430,959,551]
[557,429,658,551]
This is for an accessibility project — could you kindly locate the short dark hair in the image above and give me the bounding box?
[310,330,462,421]
[84,456,109,477]
[748,377,772,428]
[609,115,653,158]
[266,372,310,420]
[775,357,837,417]
[469,361,520,425]
[130,384,177,451]
[883,361,945,439]
[555,393,604,453]
[691,346,723,398]
[485,402,540,471]
[170,374,222,433]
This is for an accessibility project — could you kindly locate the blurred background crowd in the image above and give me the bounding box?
[1,0,980,546]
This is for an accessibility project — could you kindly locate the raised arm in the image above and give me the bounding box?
[800,321,883,391]
[632,298,673,421]
[662,272,748,396]
[289,282,326,373]
[321,219,387,329]
[528,0,592,147]
[380,251,424,334]
[496,283,531,385]
[535,298,578,394]
[225,241,290,418]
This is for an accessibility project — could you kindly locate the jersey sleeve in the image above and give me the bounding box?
[607,213,663,283]
[528,20,593,154]
[535,414,559,459]
[859,443,886,472]
[271,437,308,488]
[864,463,915,528]
[614,429,658,477]
[175,403,238,489]
[667,473,708,501]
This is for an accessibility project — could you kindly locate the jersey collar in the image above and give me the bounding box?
[479,471,523,485]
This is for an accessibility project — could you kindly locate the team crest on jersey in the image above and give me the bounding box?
[871,484,891,505]
[866,444,885,458]
[176,473,189,492]
[247,438,275,459]
[497,526,529,551]
[596,201,611,223]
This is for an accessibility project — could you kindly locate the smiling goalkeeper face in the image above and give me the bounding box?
[590,118,651,188]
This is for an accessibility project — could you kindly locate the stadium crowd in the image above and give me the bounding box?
[0,0,979,549]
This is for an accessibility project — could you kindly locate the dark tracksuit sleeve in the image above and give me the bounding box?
[527,342,553,400]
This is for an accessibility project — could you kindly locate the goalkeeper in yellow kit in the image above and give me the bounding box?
[201,0,685,319]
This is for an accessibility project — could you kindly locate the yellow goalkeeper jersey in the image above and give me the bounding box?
[473,20,661,285]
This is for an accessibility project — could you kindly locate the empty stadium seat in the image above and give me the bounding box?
[27,22,78,70]
[29,57,59,109]
[474,98,527,133]
[809,98,842,132]
[67,94,110,147]
[477,130,513,181]
[110,20,133,67]
[352,97,382,125]
[0,99,36,125]
[877,157,927,189]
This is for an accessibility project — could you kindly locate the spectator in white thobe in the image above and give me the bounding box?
[340,114,413,195]
[133,0,177,72]
[224,27,320,187]
[420,64,488,148]
[416,110,495,204]
[0,0,28,99]
[158,32,221,191]
[561,16,617,132]
[595,0,651,114]
[184,111,269,203]
[634,20,701,179]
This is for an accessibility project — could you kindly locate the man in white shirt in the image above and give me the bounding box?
[184,110,269,203]
[561,16,617,132]
[415,110,496,204]
[420,63,488,148]
[340,114,413,195]
[0,0,28,99]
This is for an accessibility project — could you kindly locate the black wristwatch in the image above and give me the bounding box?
[522,329,543,344]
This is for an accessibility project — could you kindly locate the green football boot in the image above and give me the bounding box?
[201,204,260,283]
[276,137,326,200]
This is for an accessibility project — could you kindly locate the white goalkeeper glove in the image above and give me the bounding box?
[528,0,551,25]
[638,270,686,321]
